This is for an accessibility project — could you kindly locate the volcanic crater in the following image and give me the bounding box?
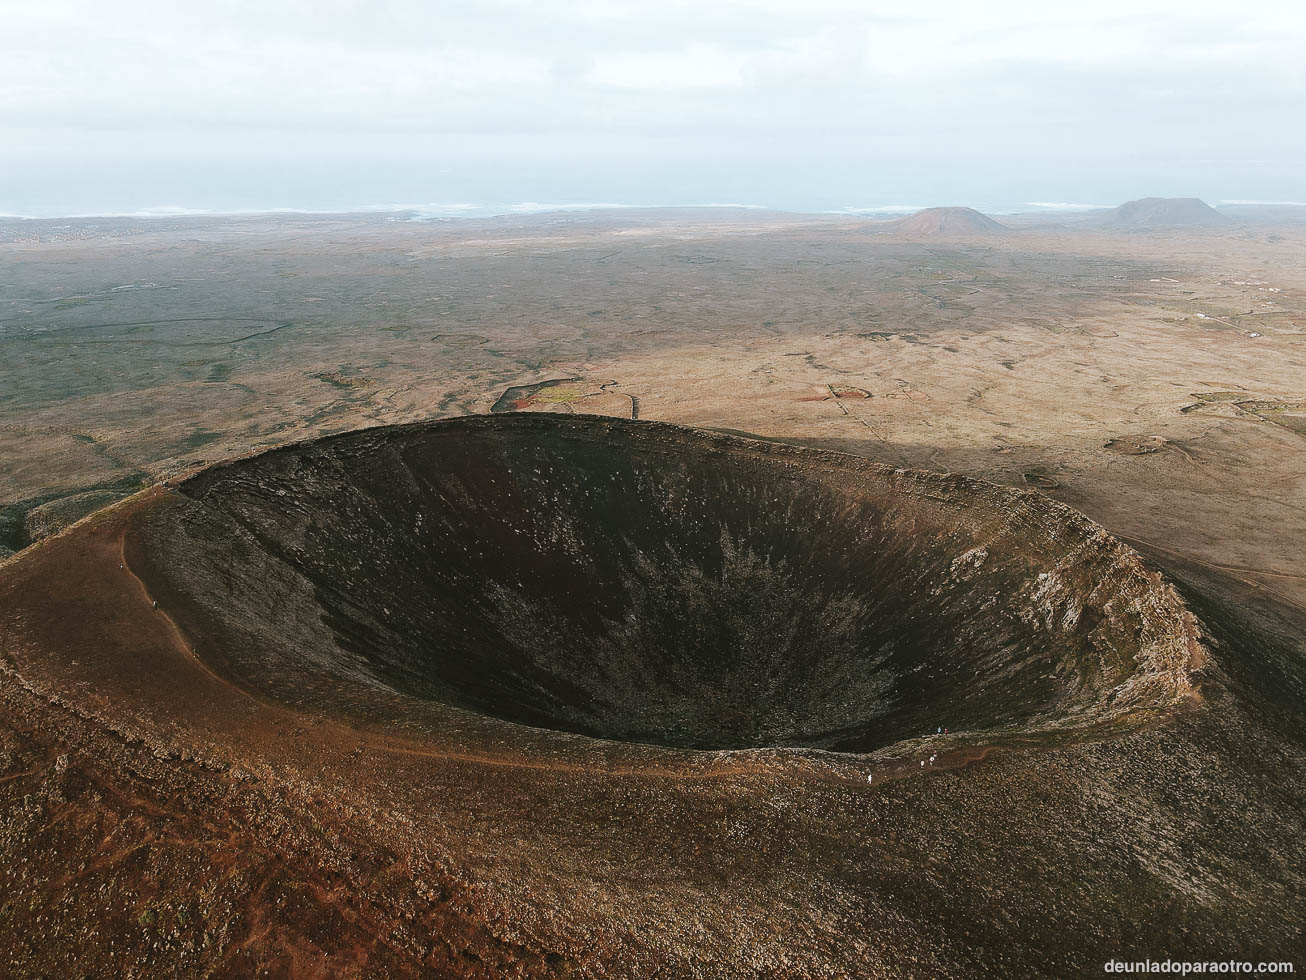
[142,414,1202,755]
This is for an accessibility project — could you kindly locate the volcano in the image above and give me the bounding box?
[1103,197,1230,230]
[891,207,1008,236]
[3,416,1303,978]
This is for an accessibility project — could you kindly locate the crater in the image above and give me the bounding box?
[151,415,1202,754]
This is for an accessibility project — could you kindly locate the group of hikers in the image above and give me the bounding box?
[867,725,951,783]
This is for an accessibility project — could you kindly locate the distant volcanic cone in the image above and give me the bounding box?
[891,207,1008,236]
[1103,197,1230,229]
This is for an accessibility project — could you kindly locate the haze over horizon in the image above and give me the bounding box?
[3,0,1304,216]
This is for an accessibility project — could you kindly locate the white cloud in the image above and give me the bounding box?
[2,0,1302,124]
[586,44,748,89]
[0,0,1302,211]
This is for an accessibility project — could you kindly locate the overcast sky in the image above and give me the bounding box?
[2,0,1303,215]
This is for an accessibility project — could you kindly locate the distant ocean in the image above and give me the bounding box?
[0,200,1133,221]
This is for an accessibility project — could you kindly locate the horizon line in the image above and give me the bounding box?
[2,198,1300,223]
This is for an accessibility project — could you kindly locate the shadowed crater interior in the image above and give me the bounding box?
[154,415,1201,753]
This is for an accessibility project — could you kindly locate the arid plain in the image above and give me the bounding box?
[4,207,1305,604]
[1,206,1304,976]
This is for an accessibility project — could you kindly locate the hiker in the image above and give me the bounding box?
[152,600,158,609]
[929,754,937,766]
